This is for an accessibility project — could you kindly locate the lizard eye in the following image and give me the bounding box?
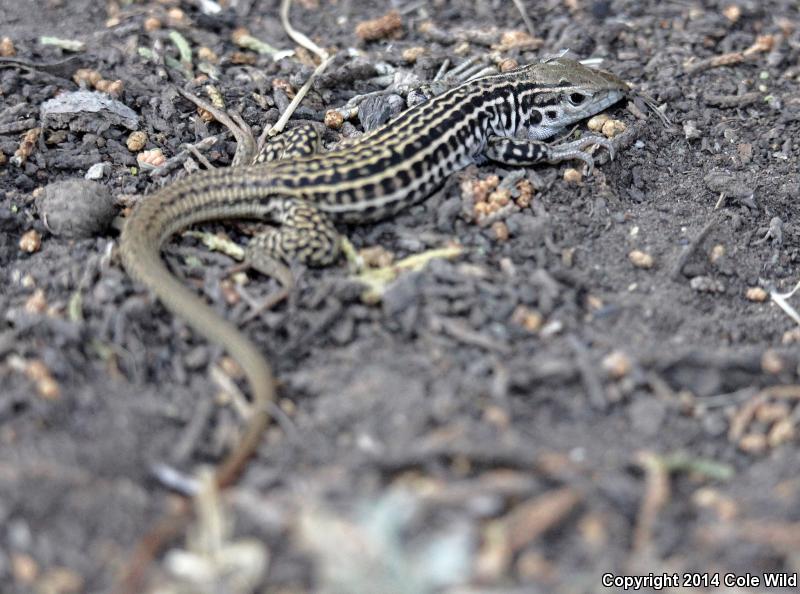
[568,93,586,105]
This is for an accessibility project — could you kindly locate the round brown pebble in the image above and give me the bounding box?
[36,375,61,400]
[761,349,783,374]
[491,221,509,241]
[324,109,345,130]
[35,179,116,238]
[105,80,124,97]
[488,188,511,207]
[143,16,162,32]
[602,350,632,379]
[710,243,725,263]
[628,249,654,269]
[745,287,768,302]
[166,7,187,26]
[511,305,543,332]
[126,130,147,152]
[782,327,800,344]
[738,433,768,454]
[73,68,102,87]
[601,119,626,138]
[24,289,47,314]
[587,113,610,132]
[473,201,490,217]
[197,107,215,123]
[563,168,582,184]
[723,4,742,23]
[197,46,218,62]
[498,58,519,72]
[0,36,16,57]
[402,46,425,63]
[19,229,41,253]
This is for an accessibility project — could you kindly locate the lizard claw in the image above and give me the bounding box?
[548,134,615,174]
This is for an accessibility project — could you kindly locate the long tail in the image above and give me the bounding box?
[119,168,275,488]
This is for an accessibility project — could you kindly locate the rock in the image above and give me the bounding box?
[35,179,116,238]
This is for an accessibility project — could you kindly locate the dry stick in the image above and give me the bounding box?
[262,54,335,141]
[262,0,335,141]
[567,335,607,410]
[670,217,719,281]
[511,0,537,38]
[632,451,670,556]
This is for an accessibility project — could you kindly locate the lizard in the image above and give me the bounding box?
[119,57,630,487]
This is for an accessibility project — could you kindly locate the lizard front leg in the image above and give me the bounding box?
[484,134,616,174]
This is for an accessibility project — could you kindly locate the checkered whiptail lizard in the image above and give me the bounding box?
[120,57,629,486]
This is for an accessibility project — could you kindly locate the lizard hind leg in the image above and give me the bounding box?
[245,198,341,290]
[256,123,321,163]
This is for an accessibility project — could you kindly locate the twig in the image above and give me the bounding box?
[670,217,718,280]
[632,451,670,555]
[511,0,536,37]
[684,35,774,75]
[262,0,335,140]
[264,54,335,140]
[279,0,329,61]
[175,88,257,166]
[567,335,607,409]
[150,134,222,177]
[771,279,800,327]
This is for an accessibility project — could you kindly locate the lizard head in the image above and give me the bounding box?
[507,57,629,140]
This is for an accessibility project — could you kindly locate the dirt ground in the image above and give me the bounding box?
[2,0,800,592]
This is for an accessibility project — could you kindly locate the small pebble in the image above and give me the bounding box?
[324,109,344,129]
[143,16,162,32]
[563,168,582,184]
[511,305,543,332]
[628,249,654,269]
[197,46,218,63]
[722,4,741,23]
[126,130,148,152]
[709,243,725,263]
[166,7,187,26]
[761,349,783,374]
[491,221,509,241]
[587,113,611,132]
[24,289,47,314]
[781,328,800,344]
[738,433,767,454]
[85,162,111,180]
[745,287,768,302]
[19,229,41,253]
[601,119,626,138]
[0,36,15,57]
[602,350,632,379]
[497,58,519,72]
[401,46,425,63]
